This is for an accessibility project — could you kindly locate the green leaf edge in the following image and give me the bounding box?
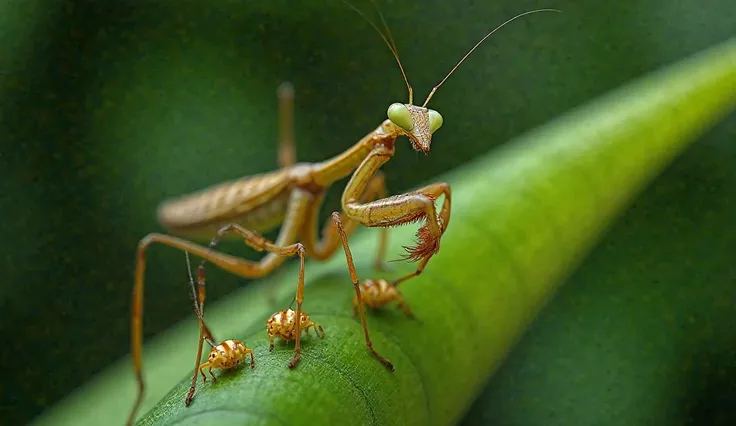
[33,36,736,426]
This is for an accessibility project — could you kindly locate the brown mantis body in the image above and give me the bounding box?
[127,6,559,425]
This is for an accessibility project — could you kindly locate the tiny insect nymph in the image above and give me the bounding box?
[355,278,415,318]
[267,308,325,352]
[199,339,255,382]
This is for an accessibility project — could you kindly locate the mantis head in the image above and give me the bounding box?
[344,1,558,153]
[387,103,443,153]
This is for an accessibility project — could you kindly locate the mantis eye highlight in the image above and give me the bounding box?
[387,103,413,131]
[428,109,443,133]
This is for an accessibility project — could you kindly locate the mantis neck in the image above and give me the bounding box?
[311,120,398,187]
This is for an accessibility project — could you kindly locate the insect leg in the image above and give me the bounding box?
[393,287,416,319]
[302,172,389,271]
[194,192,316,370]
[330,211,395,371]
[277,82,296,168]
[368,172,390,272]
[345,153,451,278]
[185,251,219,407]
[381,181,451,287]
[246,348,255,368]
[262,81,297,307]
[128,192,310,426]
[340,146,452,287]
[196,221,308,369]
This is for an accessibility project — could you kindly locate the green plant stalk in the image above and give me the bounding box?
[34,37,736,426]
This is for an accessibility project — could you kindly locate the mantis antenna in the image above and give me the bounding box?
[342,1,560,107]
[422,8,561,107]
[341,0,413,103]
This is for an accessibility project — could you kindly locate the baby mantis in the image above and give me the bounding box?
[127,4,559,425]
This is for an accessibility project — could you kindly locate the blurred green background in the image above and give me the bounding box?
[1,0,734,425]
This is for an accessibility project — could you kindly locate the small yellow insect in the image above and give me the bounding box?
[354,278,415,318]
[198,339,255,383]
[267,309,325,354]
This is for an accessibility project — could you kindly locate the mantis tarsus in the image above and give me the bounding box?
[127,5,559,425]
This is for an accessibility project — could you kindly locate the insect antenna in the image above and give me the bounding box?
[341,0,413,103]
[368,0,408,94]
[422,8,561,107]
[369,1,399,54]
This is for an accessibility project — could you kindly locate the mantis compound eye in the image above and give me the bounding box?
[428,109,443,133]
[387,103,413,132]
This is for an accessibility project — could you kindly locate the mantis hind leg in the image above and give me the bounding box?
[264,81,297,307]
[277,82,296,168]
[185,251,219,407]
[128,192,311,425]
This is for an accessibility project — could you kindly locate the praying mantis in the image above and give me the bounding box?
[127,4,559,425]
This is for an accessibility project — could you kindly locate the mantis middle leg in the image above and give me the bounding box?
[329,211,395,370]
[184,251,219,406]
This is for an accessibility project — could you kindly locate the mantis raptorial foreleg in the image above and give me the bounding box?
[341,146,452,283]
[303,172,390,270]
